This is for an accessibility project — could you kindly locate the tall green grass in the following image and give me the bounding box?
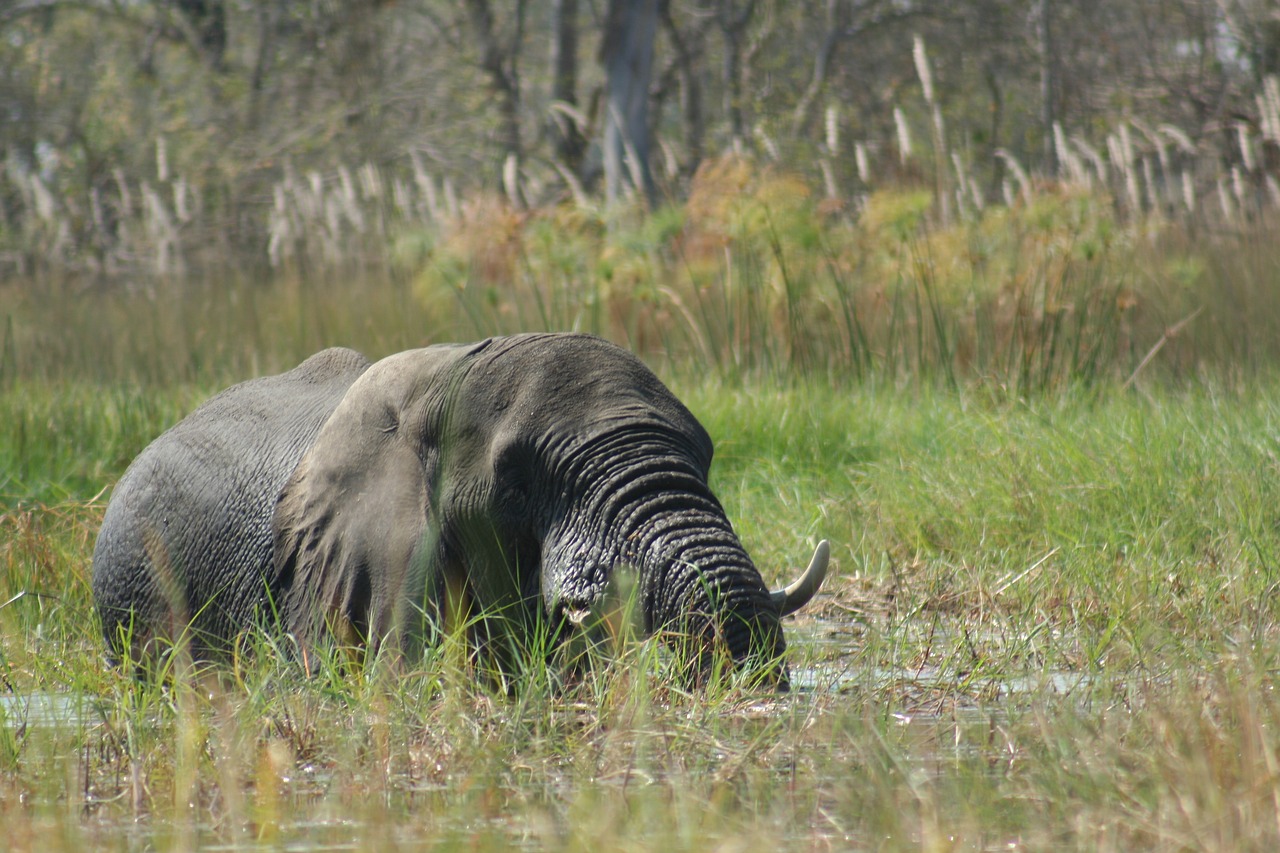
[6,174,1280,846]
[6,373,1280,847]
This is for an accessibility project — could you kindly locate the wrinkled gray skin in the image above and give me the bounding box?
[92,347,372,662]
[94,333,819,683]
[274,334,796,681]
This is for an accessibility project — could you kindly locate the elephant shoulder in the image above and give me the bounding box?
[200,347,370,414]
[288,347,372,385]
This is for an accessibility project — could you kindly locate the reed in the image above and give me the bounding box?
[7,179,1280,396]
[6,380,1280,847]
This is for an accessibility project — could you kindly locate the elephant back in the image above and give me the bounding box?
[92,347,371,662]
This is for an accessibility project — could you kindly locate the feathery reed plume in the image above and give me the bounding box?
[304,169,323,221]
[659,136,680,180]
[113,167,134,217]
[819,158,838,199]
[855,142,871,184]
[1232,165,1247,214]
[1238,123,1256,172]
[951,152,972,215]
[893,106,912,165]
[29,174,56,224]
[502,154,522,208]
[968,171,985,209]
[156,136,169,183]
[912,35,935,105]
[392,177,412,218]
[173,177,192,224]
[995,149,1031,203]
[1158,124,1196,155]
[753,125,780,160]
[1218,176,1236,223]
[1118,123,1141,213]
[551,160,589,206]
[358,162,383,200]
[1150,132,1171,196]
[1055,123,1088,186]
[1128,120,1165,211]
[913,35,950,222]
[1072,135,1108,185]
[1262,75,1280,142]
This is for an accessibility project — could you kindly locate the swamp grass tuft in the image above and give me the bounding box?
[6,376,1280,846]
[6,183,1280,844]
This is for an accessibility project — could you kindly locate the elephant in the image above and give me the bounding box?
[91,347,372,662]
[271,333,827,683]
[92,333,828,684]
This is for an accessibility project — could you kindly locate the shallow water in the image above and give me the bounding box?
[0,658,1091,733]
[787,623,1093,700]
[0,691,95,729]
[791,659,1092,696]
[0,647,1098,851]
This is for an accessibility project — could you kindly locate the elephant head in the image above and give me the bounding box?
[272,333,828,683]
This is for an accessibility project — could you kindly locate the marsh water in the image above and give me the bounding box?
[0,691,93,729]
[0,621,1100,852]
[788,624,1094,697]
[1,625,1092,733]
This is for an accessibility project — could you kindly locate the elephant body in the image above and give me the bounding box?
[91,347,371,661]
[93,334,826,681]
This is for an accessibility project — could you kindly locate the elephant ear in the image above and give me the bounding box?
[272,403,435,660]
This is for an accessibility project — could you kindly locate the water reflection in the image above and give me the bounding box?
[791,660,1092,696]
[0,691,93,729]
[787,623,1094,700]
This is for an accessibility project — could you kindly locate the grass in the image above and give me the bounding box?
[5,178,1280,847]
[5,368,1280,848]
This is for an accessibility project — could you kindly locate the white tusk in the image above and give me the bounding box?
[771,540,830,617]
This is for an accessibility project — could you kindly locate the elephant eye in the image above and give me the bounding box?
[492,441,532,501]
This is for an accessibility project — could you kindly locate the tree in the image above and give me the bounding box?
[717,0,757,150]
[600,0,659,206]
[549,0,586,172]
[1036,0,1056,175]
[464,0,528,195]
[654,1,712,179]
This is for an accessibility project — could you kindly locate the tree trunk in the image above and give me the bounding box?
[465,0,525,197]
[718,0,756,152]
[1038,0,1057,176]
[550,0,586,171]
[791,0,848,137]
[600,0,659,207]
[658,1,708,179]
[174,0,227,70]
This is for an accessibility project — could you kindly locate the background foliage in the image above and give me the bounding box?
[3,0,1280,280]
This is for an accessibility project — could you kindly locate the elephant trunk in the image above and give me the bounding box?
[643,528,788,681]
[542,439,789,681]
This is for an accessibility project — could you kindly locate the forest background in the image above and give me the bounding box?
[0,0,1276,296]
[5,0,1280,392]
